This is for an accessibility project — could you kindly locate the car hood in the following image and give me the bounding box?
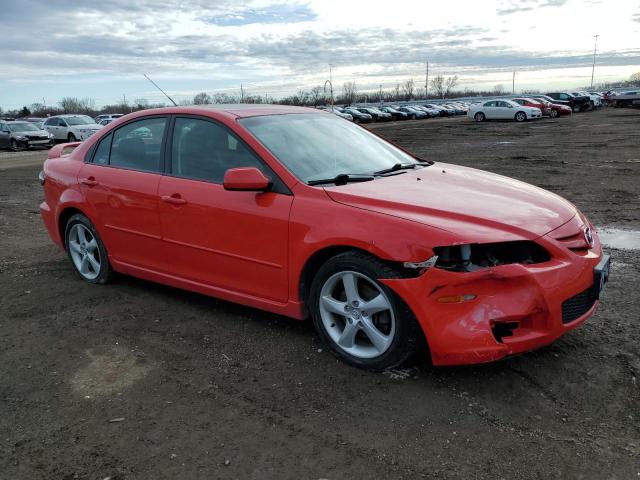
[72,124,102,130]
[324,162,577,243]
[14,129,49,135]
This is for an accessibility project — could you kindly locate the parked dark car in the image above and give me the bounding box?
[341,107,373,124]
[545,92,591,113]
[395,106,428,119]
[0,120,54,150]
[379,106,409,120]
[423,104,453,116]
[356,107,392,122]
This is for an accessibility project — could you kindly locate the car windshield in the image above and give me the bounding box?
[8,122,39,132]
[241,113,419,184]
[65,116,95,125]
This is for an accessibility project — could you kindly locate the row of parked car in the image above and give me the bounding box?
[323,101,471,123]
[0,113,125,151]
[320,90,609,125]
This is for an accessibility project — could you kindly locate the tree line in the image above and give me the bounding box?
[2,72,639,117]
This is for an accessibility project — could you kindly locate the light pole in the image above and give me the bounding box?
[512,71,516,94]
[425,60,429,99]
[590,34,599,89]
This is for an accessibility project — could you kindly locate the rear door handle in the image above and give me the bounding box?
[161,194,187,205]
[81,177,98,186]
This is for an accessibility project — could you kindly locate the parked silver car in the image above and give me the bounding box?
[0,121,54,151]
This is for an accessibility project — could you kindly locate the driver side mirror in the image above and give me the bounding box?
[223,167,271,192]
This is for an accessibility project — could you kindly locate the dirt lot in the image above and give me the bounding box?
[1,108,639,479]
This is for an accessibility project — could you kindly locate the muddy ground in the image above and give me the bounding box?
[1,108,638,479]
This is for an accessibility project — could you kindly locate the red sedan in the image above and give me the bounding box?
[39,105,610,370]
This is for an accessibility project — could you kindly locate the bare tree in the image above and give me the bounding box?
[443,76,459,98]
[342,81,357,105]
[193,92,212,105]
[309,86,323,106]
[430,75,445,98]
[493,84,505,94]
[402,79,415,100]
[59,97,96,114]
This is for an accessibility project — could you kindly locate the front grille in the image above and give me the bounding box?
[26,135,48,140]
[562,284,597,324]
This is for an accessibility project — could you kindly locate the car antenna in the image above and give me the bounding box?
[143,74,178,107]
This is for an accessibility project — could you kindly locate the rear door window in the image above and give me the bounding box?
[109,117,167,173]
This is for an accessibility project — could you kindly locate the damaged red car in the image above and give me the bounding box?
[39,105,610,370]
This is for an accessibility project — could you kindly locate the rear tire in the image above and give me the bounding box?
[474,112,485,122]
[64,213,112,284]
[308,251,422,371]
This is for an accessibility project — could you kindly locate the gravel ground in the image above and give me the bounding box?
[0,108,638,479]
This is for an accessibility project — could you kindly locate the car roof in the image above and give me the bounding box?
[150,104,319,119]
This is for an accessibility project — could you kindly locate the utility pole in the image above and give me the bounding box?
[512,71,516,94]
[379,84,383,103]
[425,60,429,99]
[590,34,599,89]
[240,83,245,103]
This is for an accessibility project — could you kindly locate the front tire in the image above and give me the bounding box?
[514,111,527,122]
[64,214,112,284]
[572,104,581,113]
[10,139,19,151]
[308,251,421,371]
[550,109,559,118]
[474,112,485,122]
[68,133,77,142]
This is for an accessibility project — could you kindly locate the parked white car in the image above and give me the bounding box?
[468,99,542,122]
[573,91,602,108]
[94,113,124,123]
[43,115,102,142]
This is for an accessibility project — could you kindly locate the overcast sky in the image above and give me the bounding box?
[1,0,639,109]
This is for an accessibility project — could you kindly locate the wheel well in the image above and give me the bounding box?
[298,246,420,305]
[57,207,84,247]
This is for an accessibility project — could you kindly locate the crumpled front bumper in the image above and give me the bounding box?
[382,233,605,366]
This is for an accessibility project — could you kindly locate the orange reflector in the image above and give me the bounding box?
[437,294,477,304]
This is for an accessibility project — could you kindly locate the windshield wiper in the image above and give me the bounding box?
[373,161,430,175]
[307,173,375,186]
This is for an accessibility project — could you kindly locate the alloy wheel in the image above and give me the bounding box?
[318,271,395,359]
[68,223,101,280]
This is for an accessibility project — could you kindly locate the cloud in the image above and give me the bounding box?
[496,0,568,15]
[203,3,316,26]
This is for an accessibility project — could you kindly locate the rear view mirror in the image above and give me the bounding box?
[223,167,271,192]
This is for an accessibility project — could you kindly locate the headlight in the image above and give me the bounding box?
[15,136,27,140]
[432,241,550,272]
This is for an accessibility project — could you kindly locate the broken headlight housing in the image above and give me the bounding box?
[433,241,550,272]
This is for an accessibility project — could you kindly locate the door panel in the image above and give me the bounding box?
[77,116,169,272]
[158,176,292,302]
[79,164,165,271]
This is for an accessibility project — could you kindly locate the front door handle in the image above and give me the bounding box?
[161,194,187,205]
[81,177,98,186]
